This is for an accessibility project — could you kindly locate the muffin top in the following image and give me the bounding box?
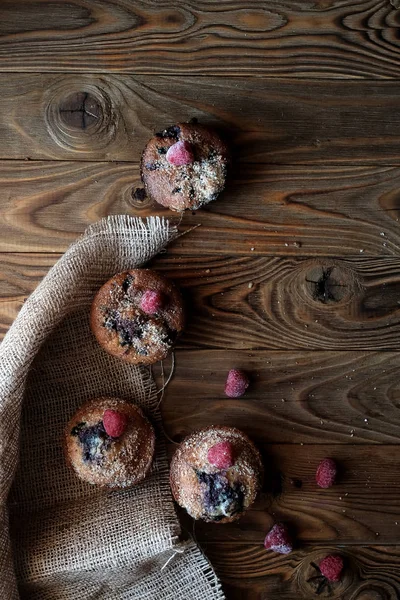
[141,122,230,211]
[65,397,155,488]
[170,426,263,523]
[90,269,184,365]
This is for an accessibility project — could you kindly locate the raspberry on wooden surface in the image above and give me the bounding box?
[316,458,337,488]
[264,523,293,555]
[319,554,344,582]
[224,369,249,398]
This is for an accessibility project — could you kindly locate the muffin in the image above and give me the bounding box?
[169,426,263,523]
[65,397,155,488]
[141,121,230,211]
[90,269,184,365]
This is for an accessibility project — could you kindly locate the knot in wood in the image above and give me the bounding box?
[128,187,154,210]
[45,81,117,155]
[305,264,350,305]
[296,550,354,598]
[59,92,101,130]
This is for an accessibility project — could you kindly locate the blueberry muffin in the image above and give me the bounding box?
[169,426,263,523]
[65,397,155,488]
[141,121,230,211]
[90,269,184,365]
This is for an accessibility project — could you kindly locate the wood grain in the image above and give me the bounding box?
[0,253,57,338]
[2,162,400,255]
[155,254,400,351]
[3,253,400,351]
[1,5,399,597]
[157,349,400,445]
[4,253,400,351]
[2,248,400,443]
[0,1,399,79]
[205,544,400,600]
[0,75,400,163]
[172,444,400,545]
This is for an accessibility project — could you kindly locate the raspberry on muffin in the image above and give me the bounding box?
[65,397,155,488]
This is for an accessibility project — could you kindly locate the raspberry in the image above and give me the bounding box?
[319,554,343,582]
[316,458,337,488]
[103,409,128,438]
[166,140,194,166]
[264,523,293,555]
[140,289,164,314]
[224,369,249,398]
[207,441,234,470]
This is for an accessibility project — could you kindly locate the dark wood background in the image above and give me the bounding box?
[1,1,400,598]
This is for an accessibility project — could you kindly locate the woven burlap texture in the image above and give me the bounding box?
[0,216,225,600]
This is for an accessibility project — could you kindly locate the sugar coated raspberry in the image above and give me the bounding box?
[224,369,249,398]
[103,410,128,438]
[140,289,164,314]
[319,554,344,582]
[207,441,234,470]
[166,140,194,166]
[316,458,337,488]
[264,523,293,555]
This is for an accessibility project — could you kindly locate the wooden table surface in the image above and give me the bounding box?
[1,1,400,598]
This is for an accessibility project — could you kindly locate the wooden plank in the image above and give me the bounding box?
[157,349,400,445]
[172,444,400,545]
[0,253,57,338]
[0,75,399,163]
[205,544,400,599]
[152,254,400,351]
[1,162,400,255]
[0,1,399,79]
[3,253,400,351]
[2,249,400,442]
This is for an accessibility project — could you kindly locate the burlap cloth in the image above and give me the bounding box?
[0,216,225,600]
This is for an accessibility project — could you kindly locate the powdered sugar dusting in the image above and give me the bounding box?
[142,122,230,211]
[91,269,184,365]
[264,523,293,555]
[170,426,263,522]
[66,397,155,488]
[163,154,227,210]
